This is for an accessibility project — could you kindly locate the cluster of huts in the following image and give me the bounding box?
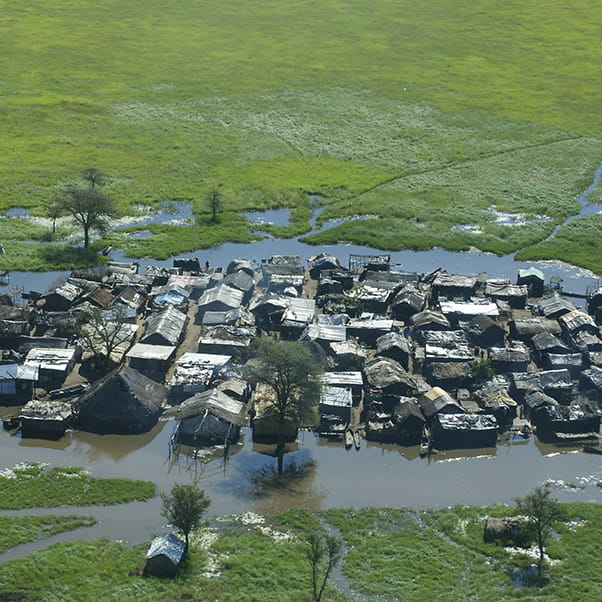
[1,253,602,454]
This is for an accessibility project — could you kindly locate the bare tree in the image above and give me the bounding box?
[306,531,343,602]
[44,197,63,236]
[60,186,116,247]
[77,305,134,372]
[207,187,224,223]
[515,485,565,574]
[161,483,211,550]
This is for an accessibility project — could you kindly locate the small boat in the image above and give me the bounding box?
[344,428,353,450]
[2,416,20,430]
[583,445,602,455]
[353,430,361,450]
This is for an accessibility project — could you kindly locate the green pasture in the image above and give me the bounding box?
[2,1,602,272]
[2,503,602,600]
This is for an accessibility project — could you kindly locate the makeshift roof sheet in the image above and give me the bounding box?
[0,363,38,381]
[282,298,316,325]
[419,387,464,419]
[511,318,562,338]
[440,300,499,318]
[559,310,597,334]
[141,306,187,347]
[517,267,544,281]
[126,343,176,361]
[302,324,347,342]
[175,388,247,425]
[321,385,352,408]
[433,273,477,289]
[19,399,74,421]
[376,331,411,355]
[485,281,528,298]
[24,348,76,373]
[146,533,186,564]
[538,295,576,318]
[532,332,571,354]
[435,413,498,431]
[198,284,244,311]
[411,310,451,330]
[321,371,363,386]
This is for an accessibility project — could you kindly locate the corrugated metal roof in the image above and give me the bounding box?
[198,284,244,310]
[0,363,38,381]
[440,300,499,317]
[320,386,352,408]
[321,371,363,386]
[25,348,76,372]
[282,298,316,324]
[126,343,176,361]
[141,306,186,346]
[146,533,186,564]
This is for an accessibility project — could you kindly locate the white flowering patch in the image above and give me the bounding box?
[504,544,561,566]
[233,512,295,542]
[0,462,48,480]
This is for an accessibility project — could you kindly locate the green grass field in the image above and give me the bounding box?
[2,503,602,601]
[2,1,602,272]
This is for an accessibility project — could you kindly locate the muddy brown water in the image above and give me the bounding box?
[1,416,601,560]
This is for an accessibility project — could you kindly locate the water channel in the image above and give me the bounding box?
[2,168,602,555]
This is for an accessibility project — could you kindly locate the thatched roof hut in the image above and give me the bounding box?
[76,365,166,434]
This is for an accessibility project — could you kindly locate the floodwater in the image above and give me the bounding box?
[1,416,601,560]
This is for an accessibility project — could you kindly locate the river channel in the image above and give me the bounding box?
[2,173,602,555]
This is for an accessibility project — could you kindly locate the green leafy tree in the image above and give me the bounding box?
[160,483,210,549]
[244,338,322,474]
[81,167,107,188]
[306,531,343,602]
[470,357,494,382]
[515,485,565,574]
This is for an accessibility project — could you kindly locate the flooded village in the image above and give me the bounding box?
[2,251,602,465]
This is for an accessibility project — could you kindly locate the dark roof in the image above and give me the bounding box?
[146,533,186,564]
[77,365,166,416]
[419,387,464,419]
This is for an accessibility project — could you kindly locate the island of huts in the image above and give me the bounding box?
[1,253,601,457]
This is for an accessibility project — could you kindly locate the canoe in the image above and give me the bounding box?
[353,430,361,450]
[344,428,353,449]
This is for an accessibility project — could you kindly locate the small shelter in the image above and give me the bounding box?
[488,345,530,373]
[76,365,166,434]
[537,295,576,320]
[432,273,477,301]
[485,280,528,309]
[517,267,544,297]
[144,533,186,578]
[126,343,176,377]
[169,352,231,400]
[465,315,505,348]
[19,399,75,438]
[432,414,498,449]
[509,317,562,342]
[175,388,247,446]
[140,306,187,347]
[390,286,426,321]
[364,357,420,397]
[411,310,451,331]
[24,347,79,388]
[0,363,37,404]
[376,331,411,370]
[197,284,244,319]
[419,387,464,420]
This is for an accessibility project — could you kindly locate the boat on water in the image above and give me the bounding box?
[583,445,602,455]
[2,416,20,430]
[353,429,361,450]
[344,428,353,449]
